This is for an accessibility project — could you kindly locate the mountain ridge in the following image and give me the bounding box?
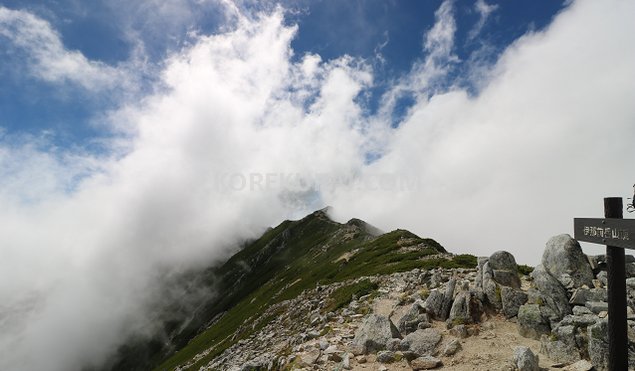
[105,209,466,370]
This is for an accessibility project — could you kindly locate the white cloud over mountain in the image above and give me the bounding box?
[0,0,634,369]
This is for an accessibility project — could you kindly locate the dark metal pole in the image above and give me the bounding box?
[605,197,627,371]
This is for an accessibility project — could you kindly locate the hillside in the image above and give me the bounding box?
[106,208,472,370]
[106,210,635,371]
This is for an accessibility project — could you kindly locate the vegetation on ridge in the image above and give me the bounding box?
[122,210,478,371]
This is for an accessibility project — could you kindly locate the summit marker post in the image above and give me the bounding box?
[574,197,635,370]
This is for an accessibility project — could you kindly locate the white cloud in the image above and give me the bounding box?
[468,0,498,40]
[0,0,634,370]
[327,0,635,265]
[0,6,124,90]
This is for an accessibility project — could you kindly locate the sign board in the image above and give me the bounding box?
[574,218,635,249]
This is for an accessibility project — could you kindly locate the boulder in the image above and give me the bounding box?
[398,303,430,334]
[530,264,571,321]
[585,301,608,314]
[410,356,442,370]
[518,304,551,340]
[501,287,528,318]
[512,346,539,371]
[540,326,580,364]
[475,257,488,288]
[448,290,483,325]
[442,339,461,356]
[352,314,401,353]
[422,290,445,320]
[440,278,457,320]
[376,350,396,363]
[482,262,501,308]
[569,287,607,305]
[587,320,609,371]
[404,328,442,357]
[489,251,521,288]
[542,234,593,290]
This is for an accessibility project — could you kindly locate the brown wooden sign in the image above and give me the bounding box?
[574,218,635,249]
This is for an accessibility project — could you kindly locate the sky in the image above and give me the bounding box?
[1,0,634,370]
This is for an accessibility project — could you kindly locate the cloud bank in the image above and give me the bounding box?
[0,0,634,370]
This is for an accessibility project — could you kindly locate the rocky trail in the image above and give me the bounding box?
[180,234,635,371]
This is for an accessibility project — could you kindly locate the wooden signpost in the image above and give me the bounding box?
[574,197,635,370]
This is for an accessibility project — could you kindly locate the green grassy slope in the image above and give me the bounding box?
[151,210,475,370]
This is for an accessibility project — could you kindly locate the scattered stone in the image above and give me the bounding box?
[299,349,321,366]
[449,324,468,338]
[327,351,342,362]
[512,346,539,371]
[356,355,367,364]
[376,350,396,363]
[442,339,461,356]
[404,328,442,356]
[352,314,401,353]
[342,353,351,369]
[410,356,442,370]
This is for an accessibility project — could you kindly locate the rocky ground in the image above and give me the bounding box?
[179,234,635,371]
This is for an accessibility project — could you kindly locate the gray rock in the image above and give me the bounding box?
[569,287,607,305]
[449,324,468,338]
[517,304,551,340]
[572,305,593,315]
[565,360,594,371]
[513,346,539,371]
[398,303,430,334]
[540,326,581,364]
[627,277,635,289]
[597,271,608,287]
[352,314,401,353]
[448,290,483,325]
[410,356,442,370]
[440,278,457,320]
[376,350,396,363]
[386,338,401,351]
[587,320,608,371]
[489,251,521,288]
[422,290,445,320]
[489,250,518,271]
[530,264,572,320]
[476,257,488,288]
[342,353,351,369]
[482,262,501,309]
[442,339,461,356]
[299,349,321,366]
[559,313,598,327]
[542,234,593,289]
[585,301,609,314]
[404,328,442,357]
[501,287,528,318]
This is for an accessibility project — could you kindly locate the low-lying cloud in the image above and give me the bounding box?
[0,0,634,370]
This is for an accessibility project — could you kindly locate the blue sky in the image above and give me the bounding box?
[0,0,565,147]
[1,1,635,370]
